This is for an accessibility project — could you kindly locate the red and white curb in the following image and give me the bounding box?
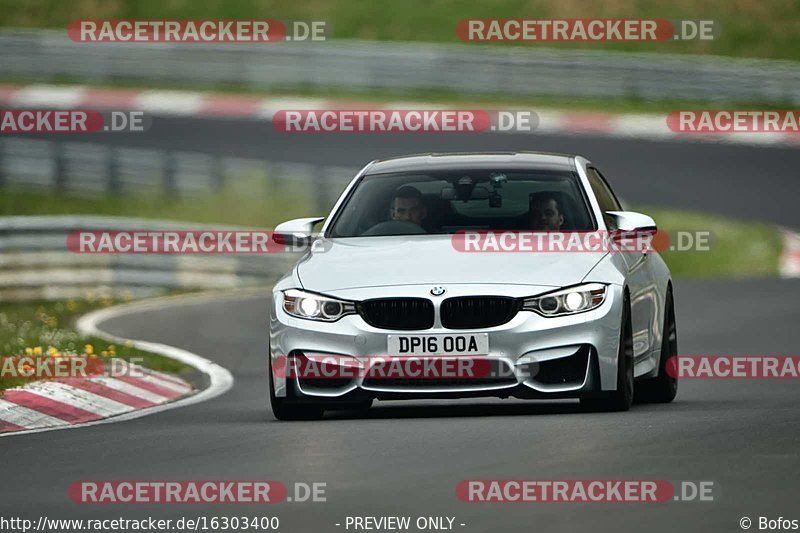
[0,292,236,437]
[780,229,800,278]
[0,365,193,433]
[2,83,800,147]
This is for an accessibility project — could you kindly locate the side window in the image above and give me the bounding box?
[586,167,622,228]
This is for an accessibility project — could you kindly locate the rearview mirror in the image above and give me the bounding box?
[272,217,325,245]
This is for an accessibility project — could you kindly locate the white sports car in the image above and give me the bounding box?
[268,152,678,420]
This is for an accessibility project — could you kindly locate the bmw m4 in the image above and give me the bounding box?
[268,152,678,420]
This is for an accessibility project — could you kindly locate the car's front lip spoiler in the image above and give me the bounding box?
[290,347,598,399]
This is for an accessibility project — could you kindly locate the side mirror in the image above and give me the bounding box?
[605,211,657,232]
[272,217,325,246]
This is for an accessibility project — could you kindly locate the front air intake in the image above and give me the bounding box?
[441,296,520,329]
[358,298,434,330]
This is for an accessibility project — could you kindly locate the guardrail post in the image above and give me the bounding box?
[107,146,120,194]
[53,142,66,193]
[164,151,178,197]
[212,155,224,192]
[314,166,330,213]
[267,161,281,200]
[0,137,4,190]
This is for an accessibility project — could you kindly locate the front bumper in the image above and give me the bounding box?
[269,284,624,401]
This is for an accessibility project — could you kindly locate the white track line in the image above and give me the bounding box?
[134,90,205,116]
[10,84,88,109]
[0,290,240,437]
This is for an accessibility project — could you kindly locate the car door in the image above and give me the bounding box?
[586,166,658,362]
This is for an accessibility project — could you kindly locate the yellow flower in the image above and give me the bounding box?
[33,346,42,356]
[84,344,94,355]
[25,347,33,356]
[101,350,109,357]
[89,353,98,359]
[48,346,58,357]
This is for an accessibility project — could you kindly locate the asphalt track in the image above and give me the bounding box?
[3,120,800,532]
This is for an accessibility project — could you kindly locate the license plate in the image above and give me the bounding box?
[387,334,489,356]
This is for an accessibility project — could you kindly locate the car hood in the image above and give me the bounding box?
[297,235,608,292]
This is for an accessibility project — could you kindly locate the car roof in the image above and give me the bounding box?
[365,152,576,175]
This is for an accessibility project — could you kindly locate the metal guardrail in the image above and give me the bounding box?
[1,29,800,104]
[0,137,359,209]
[0,216,301,301]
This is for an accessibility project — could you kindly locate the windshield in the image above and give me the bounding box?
[328,169,596,237]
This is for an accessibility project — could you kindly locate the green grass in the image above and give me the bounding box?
[0,298,192,392]
[1,0,799,61]
[0,185,323,228]
[643,207,782,279]
[0,188,785,279]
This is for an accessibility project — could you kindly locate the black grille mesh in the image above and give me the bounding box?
[441,296,519,329]
[358,298,434,330]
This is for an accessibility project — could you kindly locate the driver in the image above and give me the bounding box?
[390,186,427,227]
[530,193,565,231]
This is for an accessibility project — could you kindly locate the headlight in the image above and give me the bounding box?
[282,289,356,322]
[522,283,607,317]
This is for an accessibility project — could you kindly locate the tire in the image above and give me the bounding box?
[636,289,678,404]
[581,292,634,412]
[268,354,325,421]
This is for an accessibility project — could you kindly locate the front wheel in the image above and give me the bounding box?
[581,292,634,412]
[636,289,678,403]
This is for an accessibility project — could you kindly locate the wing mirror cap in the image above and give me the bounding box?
[605,211,657,232]
[272,217,325,245]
